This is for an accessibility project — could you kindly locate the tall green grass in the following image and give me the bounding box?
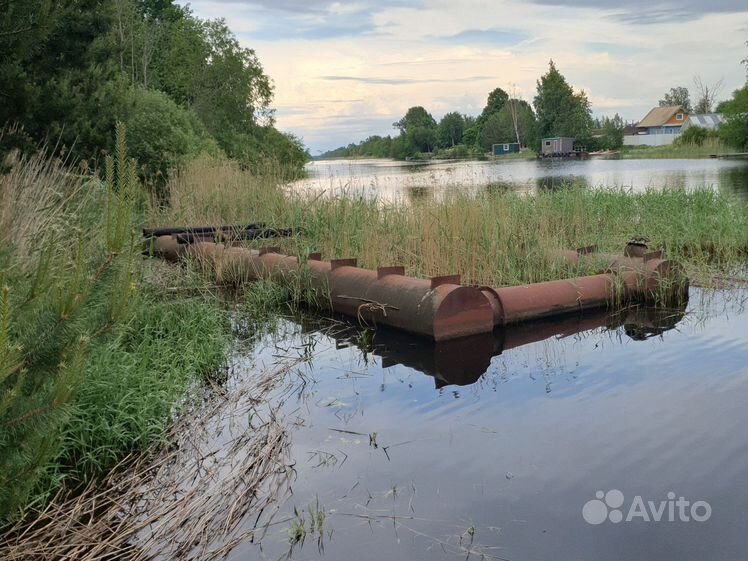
[0,128,228,525]
[621,138,730,159]
[153,158,748,289]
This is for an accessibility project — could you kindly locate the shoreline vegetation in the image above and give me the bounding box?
[2,1,748,556]
[158,158,748,290]
[1,132,747,557]
[318,66,746,163]
[313,140,732,163]
[0,129,230,528]
[317,136,735,163]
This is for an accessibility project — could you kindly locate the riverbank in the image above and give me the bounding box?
[0,138,230,527]
[3,146,748,542]
[620,138,732,159]
[319,143,732,164]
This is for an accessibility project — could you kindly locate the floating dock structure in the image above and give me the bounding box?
[145,229,688,342]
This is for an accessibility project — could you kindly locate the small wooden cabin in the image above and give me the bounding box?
[492,142,521,156]
[541,137,575,157]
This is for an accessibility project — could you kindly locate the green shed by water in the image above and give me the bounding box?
[492,142,521,156]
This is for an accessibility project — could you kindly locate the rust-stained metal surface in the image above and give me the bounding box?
[150,235,183,262]
[145,227,689,341]
[327,264,494,340]
[143,223,264,238]
[494,274,616,324]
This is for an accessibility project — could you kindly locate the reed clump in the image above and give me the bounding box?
[153,158,748,291]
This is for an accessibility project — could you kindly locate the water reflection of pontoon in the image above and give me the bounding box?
[301,304,687,388]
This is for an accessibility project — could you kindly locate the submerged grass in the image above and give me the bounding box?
[153,157,748,290]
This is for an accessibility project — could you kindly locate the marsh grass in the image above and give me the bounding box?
[0,129,229,525]
[621,138,730,159]
[154,158,748,292]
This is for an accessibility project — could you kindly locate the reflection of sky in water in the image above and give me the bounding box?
[226,288,748,561]
[291,158,748,202]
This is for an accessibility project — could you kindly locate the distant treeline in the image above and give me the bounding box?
[322,59,748,160]
[0,1,309,185]
[321,61,623,159]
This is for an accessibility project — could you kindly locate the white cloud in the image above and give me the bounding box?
[182,0,748,152]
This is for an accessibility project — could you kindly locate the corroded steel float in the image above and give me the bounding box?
[173,240,494,341]
[146,231,689,341]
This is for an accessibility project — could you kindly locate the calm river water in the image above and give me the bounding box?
[293,158,748,201]
[202,288,748,561]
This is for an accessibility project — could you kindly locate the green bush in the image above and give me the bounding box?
[120,87,224,187]
[675,126,715,147]
[718,85,748,150]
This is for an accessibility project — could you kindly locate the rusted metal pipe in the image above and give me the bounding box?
[142,223,264,238]
[178,242,494,340]
[491,273,622,325]
[148,234,183,262]
[174,227,296,245]
[328,264,494,341]
[549,247,688,304]
[145,228,688,341]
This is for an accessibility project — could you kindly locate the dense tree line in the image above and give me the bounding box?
[323,55,748,161]
[321,61,606,159]
[0,0,308,184]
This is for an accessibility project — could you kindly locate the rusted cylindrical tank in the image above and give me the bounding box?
[491,274,620,324]
[328,264,494,341]
[148,234,183,262]
[145,229,689,341]
[627,257,689,302]
[548,248,687,303]
[143,223,263,238]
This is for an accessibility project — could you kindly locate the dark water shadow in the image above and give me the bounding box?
[295,303,687,389]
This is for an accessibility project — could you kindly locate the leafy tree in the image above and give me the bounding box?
[119,87,222,188]
[533,60,592,147]
[229,127,307,176]
[438,112,465,147]
[394,106,437,132]
[192,20,273,147]
[717,85,748,149]
[480,113,506,150]
[675,126,715,147]
[146,7,207,104]
[479,99,537,151]
[319,135,395,159]
[471,88,509,147]
[393,106,437,154]
[659,86,692,112]
[0,1,308,178]
[600,114,624,150]
[478,88,509,123]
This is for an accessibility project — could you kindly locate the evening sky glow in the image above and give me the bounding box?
[179,0,747,153]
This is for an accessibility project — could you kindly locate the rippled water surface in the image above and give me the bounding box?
[293,158,748,201]
[212,288,748,561]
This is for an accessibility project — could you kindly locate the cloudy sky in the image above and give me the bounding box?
[180,0,747,153]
